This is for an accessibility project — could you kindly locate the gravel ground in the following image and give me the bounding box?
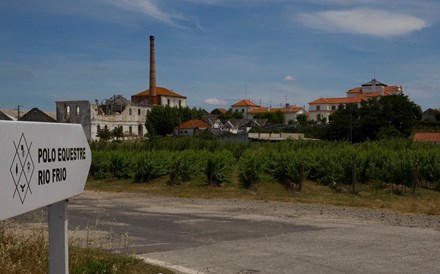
[78,190,440,231]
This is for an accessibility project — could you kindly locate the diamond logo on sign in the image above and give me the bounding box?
[9,133,34,204]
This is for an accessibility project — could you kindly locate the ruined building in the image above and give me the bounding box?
[56,97,149,142]
[56,35,187,141]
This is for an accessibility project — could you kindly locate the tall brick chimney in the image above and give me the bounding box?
[149,35,157,104]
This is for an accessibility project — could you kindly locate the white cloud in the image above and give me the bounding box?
[297,8,427,37]
[204,98,227,106]
[284,75,296,81]
[103,0,187,27]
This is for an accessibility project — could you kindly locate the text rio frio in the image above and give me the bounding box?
[37,147,87,185]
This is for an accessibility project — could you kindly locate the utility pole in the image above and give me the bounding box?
[16,105,23,120]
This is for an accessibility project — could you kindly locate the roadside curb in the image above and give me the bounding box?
[137,255,207,274]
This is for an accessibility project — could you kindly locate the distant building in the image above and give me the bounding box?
[56,36,188,142]
[131,36,187,108]
[19,107,56,122]
[131,87,187,107]
[309,79,402,122]
[0,110,12,121]
[421,108,439,121]
[175,119,210,136]
[0,108,55,121]
[248,104,307,125]
[231,100,260,117]
[56,97,149,142]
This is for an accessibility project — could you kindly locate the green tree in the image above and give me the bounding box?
[232,111,244,119]
[146,105,179,136]
[96,127,112,142]
[328,104,360,142]
[145,106,205,137]
[111,126,123,140]
[296,113,308,126]
[328,94,421,142]
[254,110,285,124]
[218,109,243,120]
[377,94,421,137]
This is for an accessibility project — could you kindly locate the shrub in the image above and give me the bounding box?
[205,150,234,186]
[133,151,173,183]
[238,150,265,189]
[168,150,209,185]
[90,152,111,179]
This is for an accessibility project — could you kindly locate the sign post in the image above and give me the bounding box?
[49,200,69,274]
[0,121,91,274]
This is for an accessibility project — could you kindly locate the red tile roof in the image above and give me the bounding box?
[132,87,186,98]
[309,91,396,105]
[178,119,210,129]
[413,133,440,142]
[232,100,259,107]
[347,85,401,95]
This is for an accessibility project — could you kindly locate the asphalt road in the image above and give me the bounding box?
[58,191,440,273]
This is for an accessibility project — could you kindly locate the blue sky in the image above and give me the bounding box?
[1,0,439,112]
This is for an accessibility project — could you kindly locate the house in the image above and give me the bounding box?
[175,119,210,136]
[413,133,440,143]
[309,79,402,122]
[0,110,12,121]
[231,100,260,118]
[247,104,307,124]
[131,87,187,107]
[19,107,56,122]
[223,119,252,134]
[421,108,439,121]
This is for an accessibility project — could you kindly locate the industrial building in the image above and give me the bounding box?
[56,35,187,142]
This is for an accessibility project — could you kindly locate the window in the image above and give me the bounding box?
[179,100,181,107]
[331,105,336,110]
[97,125,100,131]
[129,108,132,115]
[129,126,132,135]
[64,105,71,122]
[76,105,80,115]
[241,109,244,113]
[167,99,170,105]
[138,109,141,115]
[317,114,322,120]
[316,105,320,111]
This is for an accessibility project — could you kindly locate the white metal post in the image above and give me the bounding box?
[48,200,69,274]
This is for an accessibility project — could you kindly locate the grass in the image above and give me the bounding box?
[86,176,440,216]
[0,220,174,274]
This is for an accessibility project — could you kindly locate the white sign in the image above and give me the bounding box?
[0,121,91,221]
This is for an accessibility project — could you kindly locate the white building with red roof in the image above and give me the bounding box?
[231,99,261,116]
[308,79,402,122]
[131,86,187,107]
[175,119,210,136]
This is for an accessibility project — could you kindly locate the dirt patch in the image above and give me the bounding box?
[77,190,440,231]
